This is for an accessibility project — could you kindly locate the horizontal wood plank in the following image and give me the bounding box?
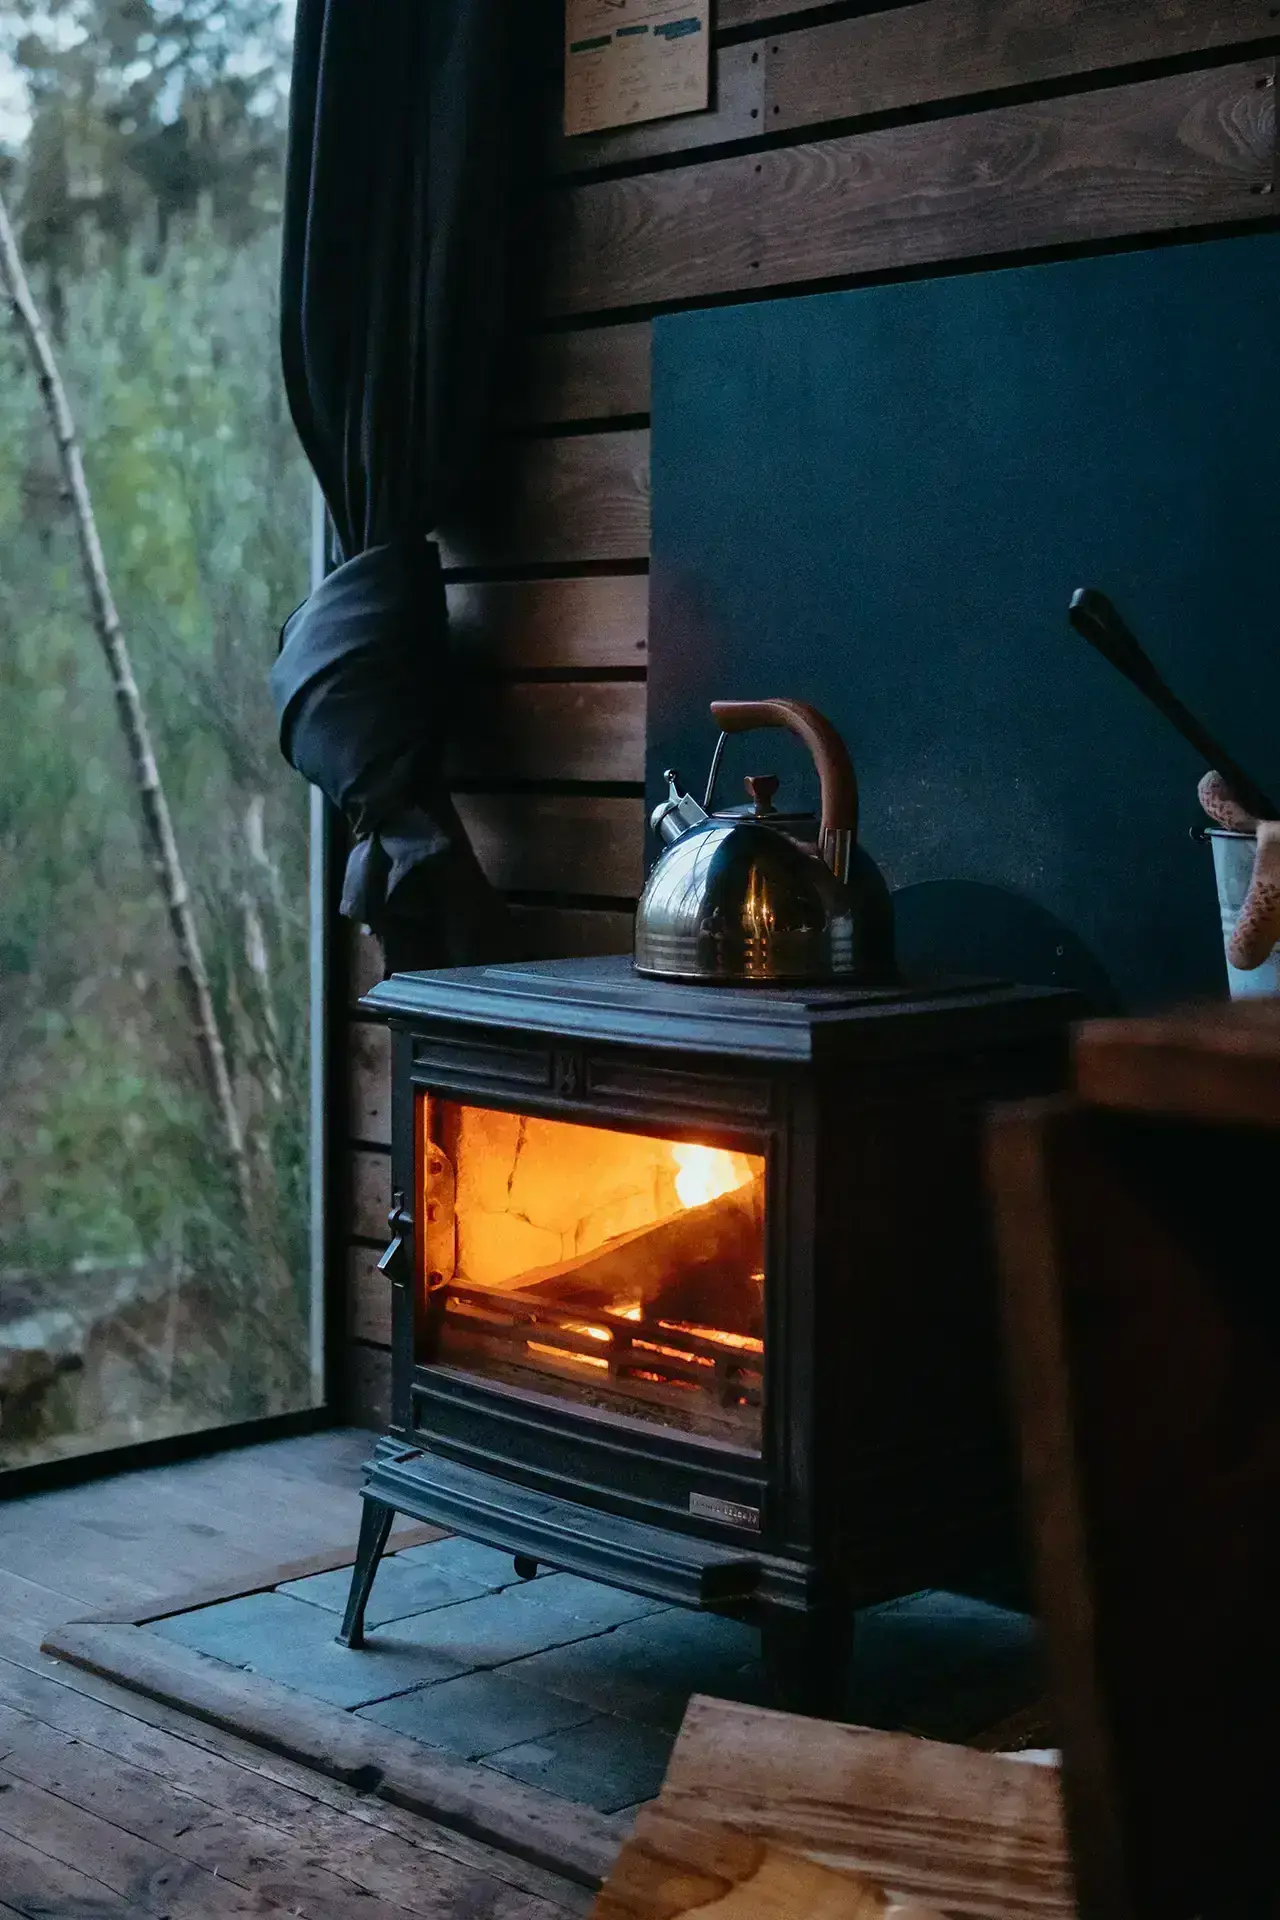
[0,1729,499,1920]
[1073,998,1280,1125]
[440,430,650,567]
[595,1816,943,1919]
[455,792,645,897]
[545,60,1276,315]
[350,1147,392,1243]
[0,1817,155,1919]
[349,924,383,1004]
[42,1622,624,1889]
[0,1662,585,1916]
[509,904,635,958]
[348,1245,392,1348]
[449,576,648,671]
[345,1341,392,1430]
[718,0,838,27]
[450,679,646,784]
[348,1020,391,1146]
[504,324,652,426]
[546,2,1279,178]
[657,1696,1071,1920]
[768,0,1280,134]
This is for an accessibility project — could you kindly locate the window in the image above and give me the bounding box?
[0,0,320,1471]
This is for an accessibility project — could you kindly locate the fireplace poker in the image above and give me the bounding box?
[1068,587,1280,823]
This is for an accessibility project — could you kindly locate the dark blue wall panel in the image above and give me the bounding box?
[649,235,1280,1011]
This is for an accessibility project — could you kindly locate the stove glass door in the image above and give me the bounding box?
[417,1098,764,1449]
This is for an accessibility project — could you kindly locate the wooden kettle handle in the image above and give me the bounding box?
[709,698,859,840]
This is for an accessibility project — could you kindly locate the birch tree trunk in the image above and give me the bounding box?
[0,188,251,1219]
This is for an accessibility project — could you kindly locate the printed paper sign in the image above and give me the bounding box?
[565,0,711,137]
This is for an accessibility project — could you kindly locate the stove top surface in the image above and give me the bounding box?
[366,955,1083,1064]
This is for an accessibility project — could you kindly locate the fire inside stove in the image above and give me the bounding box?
[418,1100,766,1447]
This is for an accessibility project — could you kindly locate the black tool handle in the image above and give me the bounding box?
[1068,588,1280,822]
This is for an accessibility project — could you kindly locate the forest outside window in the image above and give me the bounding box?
[0,0,321,1471]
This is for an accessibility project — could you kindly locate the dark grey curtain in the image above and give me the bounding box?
[270,0,520,974]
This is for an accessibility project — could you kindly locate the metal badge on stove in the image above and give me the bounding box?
[690,1492,761,1530]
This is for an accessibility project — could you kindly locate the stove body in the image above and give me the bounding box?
[343,956,1079,1708]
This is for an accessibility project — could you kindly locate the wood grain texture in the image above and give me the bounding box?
[0,1637,591,1916]
[504,325,651,427]
[45,1622,625,1891]
[1072,997,1280,1125]
[349,924,384,1004]
[553,41,765,174]
[985,1101,1129,1920]
[450,679,646,784]
[988,1092,1280,1918]
[0,1729,528,1920]
[594,1813,942,1918]
[348,1019,391,1146]
[350,1147,392,1242]
[546,61,1276,315]
[510,904,635,958]
[717,0,837,27]
[347,1245,392,1348]
[646,1696,1073,1920]
[0,1762,303,1919]
[547,1,1278,178]
[767,0,1280,133]
[0,1643,585,1915]
[449,576,649,671]
[0,1433,378,1613]
[455,793,645,896]
[0,1819,156,1919]
[0,1569,84,1653]
[440,430,650,567]
[344,1339,392,1430]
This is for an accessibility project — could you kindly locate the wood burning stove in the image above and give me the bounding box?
[341,956,1079,1710]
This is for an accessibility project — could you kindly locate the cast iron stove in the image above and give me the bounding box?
[341,955,1078,1710]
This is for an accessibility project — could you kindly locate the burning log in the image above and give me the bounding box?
[518,1176,765,1340]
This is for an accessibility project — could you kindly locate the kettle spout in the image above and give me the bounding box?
[650,769,708,846]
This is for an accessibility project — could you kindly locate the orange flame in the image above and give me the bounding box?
[671,1143,755,1210]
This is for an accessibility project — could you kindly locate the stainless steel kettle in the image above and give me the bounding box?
[634,698,896,985]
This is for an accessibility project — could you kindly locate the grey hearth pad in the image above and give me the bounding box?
[143,1535,1041,1816]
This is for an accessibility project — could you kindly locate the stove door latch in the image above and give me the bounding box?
[378,1190,414,1287]
[381,1148,457,1294]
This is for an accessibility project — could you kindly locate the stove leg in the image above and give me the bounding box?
[337,1496,395,1649]
[761,1607,853,1719]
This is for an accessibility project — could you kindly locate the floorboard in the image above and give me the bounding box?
[0,1429,412,1611]
[0,1824,154,1919]
[0,1430,585,1917]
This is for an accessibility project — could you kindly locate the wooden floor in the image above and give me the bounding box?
[0,1429,587,1918]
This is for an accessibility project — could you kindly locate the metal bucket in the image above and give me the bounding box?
[1205,828,1280,999]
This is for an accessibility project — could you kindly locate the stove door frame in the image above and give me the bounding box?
[383,1018,824,1602]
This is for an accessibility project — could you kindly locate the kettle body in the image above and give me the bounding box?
[634,699,896,986]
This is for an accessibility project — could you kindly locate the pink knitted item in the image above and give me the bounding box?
[1198,772,1280,970]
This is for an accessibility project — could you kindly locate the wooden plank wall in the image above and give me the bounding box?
[342,0,1279,1423]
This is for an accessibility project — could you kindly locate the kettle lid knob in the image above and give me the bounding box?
[744,774,780,817]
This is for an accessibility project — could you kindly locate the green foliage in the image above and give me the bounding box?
[0,1,315,1455]
[3,0,290,273]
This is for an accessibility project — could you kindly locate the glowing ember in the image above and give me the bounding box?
[563,1321,613,1343]
[658,1321,765,1355]
[671,1143,755,1210]
[527,1341,609,1370]
[633,1339,714,1369]
[615,1304,643,1321]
